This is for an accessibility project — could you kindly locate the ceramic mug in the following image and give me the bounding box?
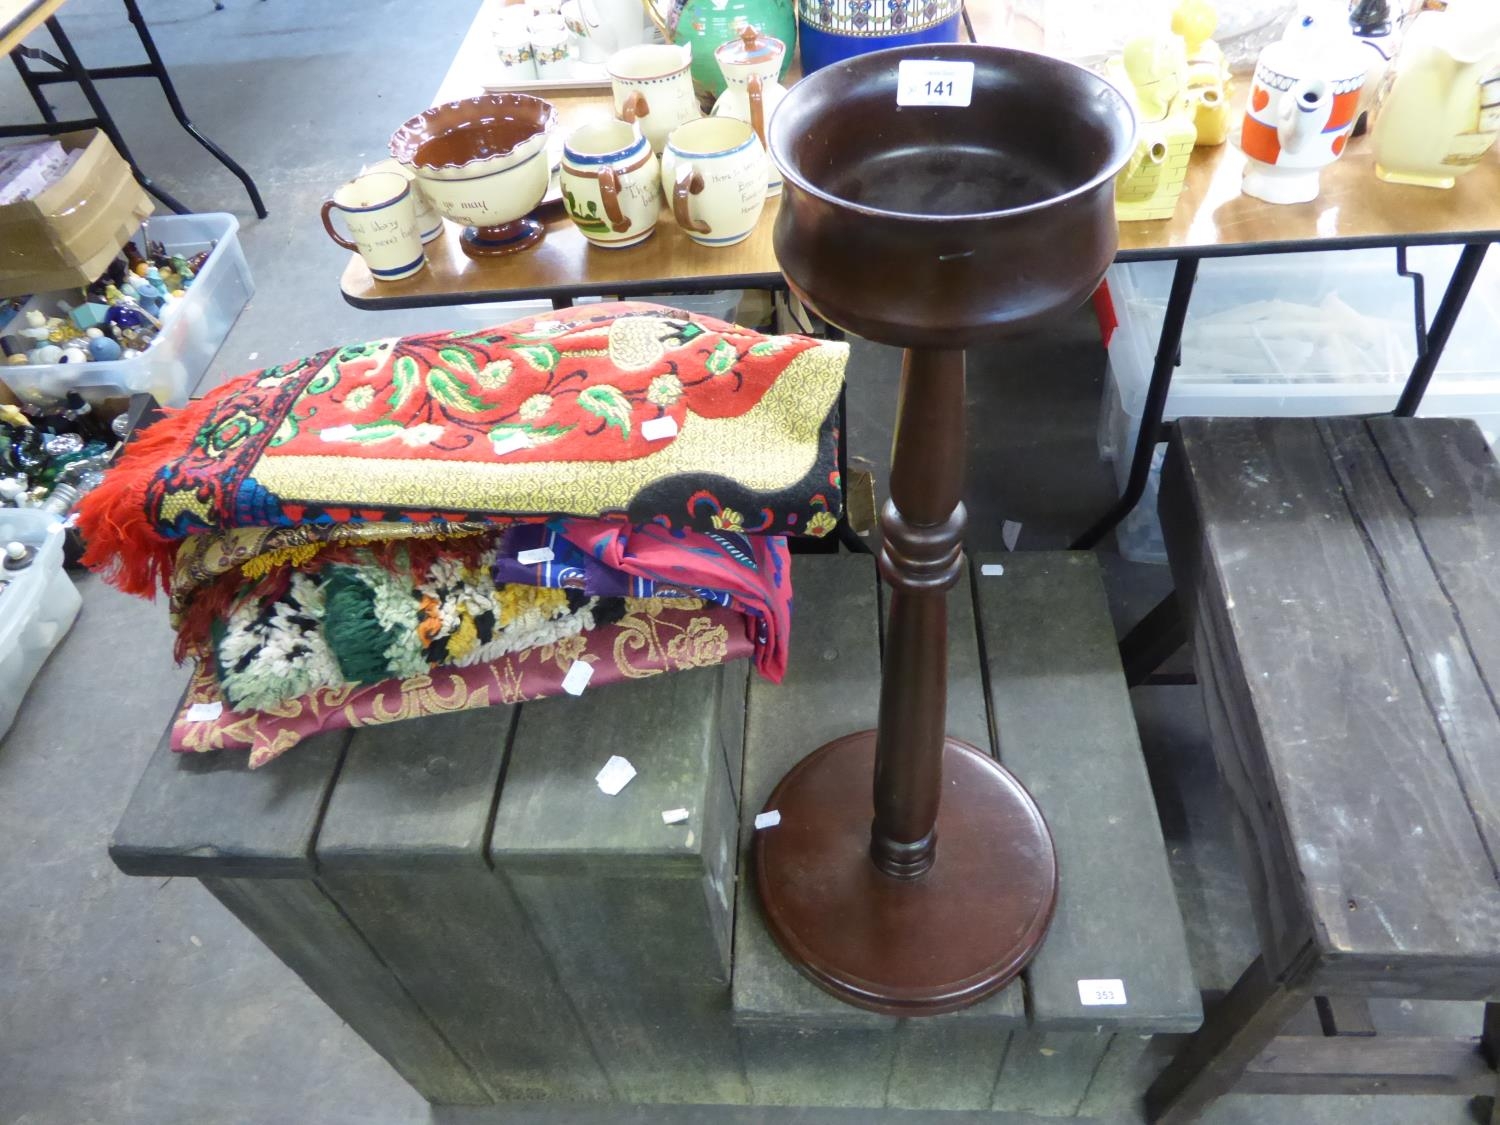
[659,117,767,247]
[608,42,700,153]
[360,158,443,243]
[530,12,575,80]
[560,119,661,248]
[320,171,426,281]
[493,6,539,82]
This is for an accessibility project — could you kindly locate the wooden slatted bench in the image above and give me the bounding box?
[1145,417,1500,1124]
[111,552,1200,1112]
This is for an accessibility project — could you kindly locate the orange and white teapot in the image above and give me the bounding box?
[1240,6,1367,205]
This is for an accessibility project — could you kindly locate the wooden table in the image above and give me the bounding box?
[1145,416,1500,1123]
[2,0,265,217]
[339,0,1500,548]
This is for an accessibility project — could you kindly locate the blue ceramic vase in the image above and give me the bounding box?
[798,0,964,74]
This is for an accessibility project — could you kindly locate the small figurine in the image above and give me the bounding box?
[1172,0,1233,146]
[1371,0,1500,188]
[87,335,123,362]
[1106,33,1198,221]
[28,344,62,365]
[1240,6,1367,204]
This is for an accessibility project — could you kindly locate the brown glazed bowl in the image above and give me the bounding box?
[390,94,558,256]
[769,45,1136,349]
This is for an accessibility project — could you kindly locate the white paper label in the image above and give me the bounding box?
[980,563,1005,577]
[754,810,781,830]
[595,754,636,795]
[561,659,594,696]
[185,701,223,722]
[896,59,975,108]
[661,807,690,825]
[641,415,679,442]
[1002,520,1022,551]
[517,547,554,565]
[492,432,531,457]
[1078,978,1127,1006]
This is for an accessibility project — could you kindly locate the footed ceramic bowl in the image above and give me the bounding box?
[390,93,558,257]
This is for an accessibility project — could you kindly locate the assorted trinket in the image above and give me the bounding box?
[0,395,118,517]
[0,237,205,367]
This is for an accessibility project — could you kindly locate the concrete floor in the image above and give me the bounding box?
[0,2,1490,1123]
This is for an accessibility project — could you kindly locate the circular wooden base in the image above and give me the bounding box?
[754,731,1058,1016]
[461,217,543,257]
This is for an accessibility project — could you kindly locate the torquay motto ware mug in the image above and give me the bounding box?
[320,170,426,281]
[608,42,701,153]
[560,119,661,248]
[660,116,768,246]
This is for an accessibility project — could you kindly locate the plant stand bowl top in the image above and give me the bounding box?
[770,44,1136,348]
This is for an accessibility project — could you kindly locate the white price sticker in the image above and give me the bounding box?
[661,807,690,825]
[561,659,594,696]
[896,59,975,108]
[185,701,224,723]
[517,547,554,565]
[595,754,636,795]
[641,415,679,442]
[492,432,531,457]
[754,810,782,830]
[1078,978,1127,1006]
[980,563,1005,577]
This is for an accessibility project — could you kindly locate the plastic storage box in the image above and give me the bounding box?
[0,509,81,740]
[0,212,253,409]
[1099,248,1500,563]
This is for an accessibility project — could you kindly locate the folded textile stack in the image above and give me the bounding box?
[79,301,848,765]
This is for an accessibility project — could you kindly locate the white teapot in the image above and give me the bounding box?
[711,26,788,195]
[1239,5,1367,205]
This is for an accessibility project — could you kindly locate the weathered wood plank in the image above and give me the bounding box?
[1078,1032,1160,1116]
[110,728,349,878]
[1360,417,1500,874]
[1166,418,1500,974]
[1241,1034,1496,1096]
[972,551,1201,1034]
[202,875,490,1105]
[884,1022,1009,1111]
[492,663,749,1104]
[316,707,609,1103]
[991,1029,1110,1115]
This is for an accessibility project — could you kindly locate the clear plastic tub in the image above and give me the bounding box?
[1099,248,1500,563]
[0,212,253,409]
[0,509,81,740]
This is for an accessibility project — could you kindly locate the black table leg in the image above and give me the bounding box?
[12,50,58,122]
[42,15,191,215]
[1072,256,1199,550]
[1393,242,1488,417]
[120,0,268,219]
[1119,592,1187,687]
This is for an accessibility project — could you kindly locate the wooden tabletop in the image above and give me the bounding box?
[341,0,1500,310]
[0,0,65,57]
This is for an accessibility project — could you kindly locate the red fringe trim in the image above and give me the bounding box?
[76,382,243,598]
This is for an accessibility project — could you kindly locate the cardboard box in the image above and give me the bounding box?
[0,131,154,300]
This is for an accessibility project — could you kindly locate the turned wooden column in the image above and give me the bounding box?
[870,348,967,878]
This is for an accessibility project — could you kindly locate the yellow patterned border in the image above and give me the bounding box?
[251,342,849,513]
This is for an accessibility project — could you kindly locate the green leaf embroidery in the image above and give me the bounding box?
[305,362,340,396]
[389,355,420,409]
[438,347,479,376]
[489,422,575,445]
[577,384,634,438]
[427,367,489,413]
[269,414,299,446]
[675,322,705,343]
[515,344,561,372]
[705,339,737,375]
[340,421,409,444]
[748,337,789,357]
